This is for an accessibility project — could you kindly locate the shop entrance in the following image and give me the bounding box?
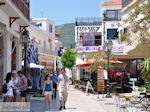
[11,40,17,70]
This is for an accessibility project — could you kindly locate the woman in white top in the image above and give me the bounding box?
[4,72,14,102]
[12,71,19,102]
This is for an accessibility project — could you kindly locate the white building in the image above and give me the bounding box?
[120,0,150,58]
[0,0,30,91]
[74,0,123,81]
[55,35,63,71]
[101,0,124,55]
[29,18,56,71]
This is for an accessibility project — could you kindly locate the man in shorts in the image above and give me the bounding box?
[18,71,28,102]
[57,68,68,110]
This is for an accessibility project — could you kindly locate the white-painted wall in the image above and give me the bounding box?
[0,1,29,80]
[29,18,57,70]
[101,5,122,11]
[32,18,56,51]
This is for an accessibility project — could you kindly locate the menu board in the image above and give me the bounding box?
[97,69,105,92]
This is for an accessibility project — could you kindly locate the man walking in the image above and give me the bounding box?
[18,71,28,102]
[51,71,58,99]
[57,68,68,110]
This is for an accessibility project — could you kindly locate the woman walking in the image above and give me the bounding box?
[3,72,14,102]
[12,70,19,102]
[43,75,53,110]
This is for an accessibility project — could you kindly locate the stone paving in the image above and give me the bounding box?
[30,86,116,112]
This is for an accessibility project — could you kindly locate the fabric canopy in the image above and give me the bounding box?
[75,63,91,67]
[75,59,122,67]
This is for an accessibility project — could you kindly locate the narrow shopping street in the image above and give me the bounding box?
[30,86,116,112]
[0,0,150,112]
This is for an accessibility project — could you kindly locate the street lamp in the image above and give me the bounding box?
[102,11,106,43]
[103,39,113,98]
[81,52,86,80]
[21,29,30,76]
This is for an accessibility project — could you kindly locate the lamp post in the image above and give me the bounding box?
[102,11,106,44]
[21,29,30,76]
[81,52,86,80]
[103,40,113,98]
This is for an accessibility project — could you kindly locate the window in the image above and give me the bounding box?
[106,11,116,20]
[107,29,118,39]
[118,11,122,20]
[83,34,95,46]
[80,33,102,46]
[122,0,133,8]
[95,35,102,45]
[106,10,122,20]
[49,24,53,33]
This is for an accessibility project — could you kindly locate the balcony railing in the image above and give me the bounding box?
[12,0,30,20]
[77,39,102,47]
[38,47,55,56]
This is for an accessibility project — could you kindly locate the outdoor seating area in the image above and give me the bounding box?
[115,87,150,112]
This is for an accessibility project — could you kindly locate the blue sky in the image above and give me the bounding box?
[31,0,108,25]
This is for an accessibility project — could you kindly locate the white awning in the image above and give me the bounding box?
[22,61,44,69]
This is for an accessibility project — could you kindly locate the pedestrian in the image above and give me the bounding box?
[43,75,53,110]
[3,72,14,102]
[51,71,58,100]
[12,70,19,102]
[67,78,72,90]
[17,71,28,102]
[57,68,69,110]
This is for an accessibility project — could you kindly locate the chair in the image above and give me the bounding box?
[115,94,129,112]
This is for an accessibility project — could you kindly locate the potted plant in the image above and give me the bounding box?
[139,58,150,91]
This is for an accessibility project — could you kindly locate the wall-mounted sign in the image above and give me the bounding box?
[112,45,124,54]
[76,26,101,33]
[76,46,102,52]
[105,21,121,29]
[76,45,124,54]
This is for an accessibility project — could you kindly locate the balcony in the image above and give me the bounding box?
[77,39,102,47]
[38,47,55,56]
[104,10,122,21]
[11,0,30,20]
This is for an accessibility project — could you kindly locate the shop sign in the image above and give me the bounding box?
[112,45,124,54]
[76,46,102,52]
[129,78,137,82]
[105,22,121,28]
[76,26,101,33]
[76,45,124,54]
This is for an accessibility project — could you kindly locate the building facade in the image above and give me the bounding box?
[29,18,56,71]
[55,35,63,71]
[0,0,30,94]
[118,0,150,78]
[74,0,124,81]
[75,18,102,80]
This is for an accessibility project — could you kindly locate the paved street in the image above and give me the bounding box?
[30,86,116,112]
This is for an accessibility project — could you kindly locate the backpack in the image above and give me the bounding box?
[2,83,7,94]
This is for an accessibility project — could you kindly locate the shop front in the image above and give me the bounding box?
[39,54,55,72]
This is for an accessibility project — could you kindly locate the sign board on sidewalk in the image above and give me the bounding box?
[97,69,105,92]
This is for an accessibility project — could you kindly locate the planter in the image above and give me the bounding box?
[30,96,45,101]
